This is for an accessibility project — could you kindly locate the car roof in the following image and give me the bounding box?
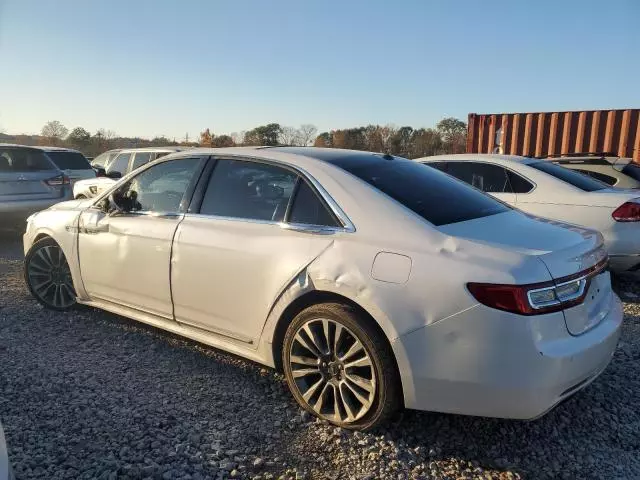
[419,153,538,165]
[551,155,631,166]
[32,146,83,153]
[0,143,48,150]
[159,146,404,170]
[117,146,186,154]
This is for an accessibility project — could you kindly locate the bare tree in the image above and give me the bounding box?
[278,126,298,146]
[230,131,245,145]
[297,124,318,146]
[41,120,69,145]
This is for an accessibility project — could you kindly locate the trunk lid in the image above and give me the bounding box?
[440,210,611,335]
[0,170,63,200]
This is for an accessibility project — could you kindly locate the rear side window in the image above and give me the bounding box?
[507,171,535,193]
[45,151,91,170]
[130,152,153,172]
[289,181,339,227]
[529,162,607,191]
[446,162,511,193]
[107,153,131,175]
[341,160,509,226]
[200,159,297,222]
[0,148,53,171]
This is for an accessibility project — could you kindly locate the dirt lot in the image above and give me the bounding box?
[1,231,639,479]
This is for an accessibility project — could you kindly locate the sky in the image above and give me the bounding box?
[0,0,639,141]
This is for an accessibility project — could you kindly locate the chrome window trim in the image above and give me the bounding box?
[183,213,349,235]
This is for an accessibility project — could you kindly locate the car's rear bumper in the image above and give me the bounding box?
[392,294,622,419]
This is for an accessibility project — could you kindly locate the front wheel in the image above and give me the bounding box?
[24,237,77,311]
[283,303,401,430]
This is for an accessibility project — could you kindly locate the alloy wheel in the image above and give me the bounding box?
[26,244,76,309]
[288,318,376,424]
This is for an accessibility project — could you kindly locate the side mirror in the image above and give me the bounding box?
[94,167,106,177]
[106,171,122,180]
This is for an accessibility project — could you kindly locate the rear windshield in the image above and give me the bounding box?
[46,151,91,170]
[622,163,640,182]
[530,161,607,191]
[339,159,509,226]
[0,148,55,171]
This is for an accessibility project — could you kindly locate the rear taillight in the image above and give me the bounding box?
[467,258,607,316]
[612,199,640,222]
[45,175,70,186]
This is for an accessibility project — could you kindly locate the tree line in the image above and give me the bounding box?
[1,117,467,159]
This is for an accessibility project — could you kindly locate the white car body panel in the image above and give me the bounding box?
[421,154,640,274]
[74,176,117,199]
[23,147,622,420]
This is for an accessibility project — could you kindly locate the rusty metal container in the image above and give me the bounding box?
[467,109,640,162]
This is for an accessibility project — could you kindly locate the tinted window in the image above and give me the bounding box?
[574,169,617,186]
[200,159,297,222]
[130,152,153,172]
[91,151,111,168]
[342,160,509,226]
[117,158,200,212]
[427,162,448,172]
[106,153,131,175]
[446,162,511,193]
[530,162,607,191]
[0,148,54,171]
[45,151,91,170]
[507,171,534,193]
[622,164,640,182]
[289,181,339,226]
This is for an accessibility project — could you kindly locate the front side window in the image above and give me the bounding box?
[115,158,201,212]
[446,162,512,193]
[200,159,297,222]
[529,161,607,191]
[129,152,153,172]
[106,153,131,175]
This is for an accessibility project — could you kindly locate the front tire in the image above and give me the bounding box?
[24,237,77,311]
[283,303,401,430]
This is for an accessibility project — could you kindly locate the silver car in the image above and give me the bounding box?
[36,146,95,186]
[0,144,72,228]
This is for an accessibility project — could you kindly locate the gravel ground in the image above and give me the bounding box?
[1,230,639,479]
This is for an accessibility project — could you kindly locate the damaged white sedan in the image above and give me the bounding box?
[23,147,622,430]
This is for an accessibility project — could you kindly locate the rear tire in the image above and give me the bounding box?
[282,302,401,430]
[24,237,77,311]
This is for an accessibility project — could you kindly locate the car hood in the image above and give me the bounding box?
[47,198,93,211]
[74,177,116,187]
[439,210,605,279]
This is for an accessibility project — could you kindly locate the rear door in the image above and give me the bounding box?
[0,147,65,201]
[171,157,340,345]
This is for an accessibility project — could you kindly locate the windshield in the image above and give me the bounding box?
[530,161,608,191]
[0,148,55,171]
[339,158,509,226]
[46,151,91,170]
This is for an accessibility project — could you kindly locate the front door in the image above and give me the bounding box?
[78,157,204,318]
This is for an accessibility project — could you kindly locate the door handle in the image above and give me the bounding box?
[150,212,182,219]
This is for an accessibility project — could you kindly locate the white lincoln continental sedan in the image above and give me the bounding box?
[23,147,622,430]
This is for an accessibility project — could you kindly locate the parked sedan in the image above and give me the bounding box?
[420,154,640,276]
[24,147,621,430]
[0,144,72,229]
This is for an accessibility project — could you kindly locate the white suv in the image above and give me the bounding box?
[73,147,184,199]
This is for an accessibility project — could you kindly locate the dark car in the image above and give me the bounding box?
[547,153,640,189]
